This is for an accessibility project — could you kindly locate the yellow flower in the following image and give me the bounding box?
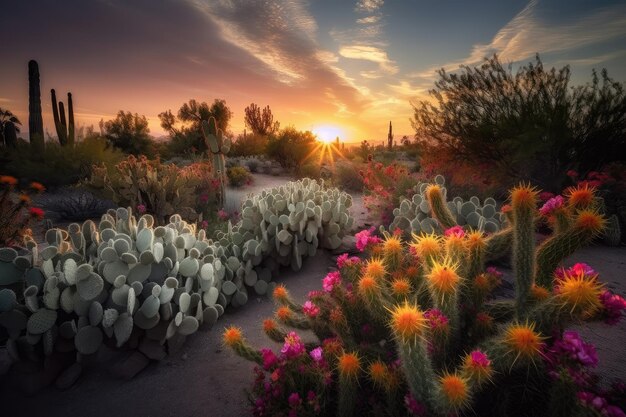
[391,277,412,297]
[510,184,538,210]
[389,302,427,345]
[364,258,386,280]
[556,272,603,316]
[427,258,461,296]
[503,322,544,365]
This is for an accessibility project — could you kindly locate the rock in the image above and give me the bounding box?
[55,362,83,390]
[112,351,150,380]
[138,338,166,361]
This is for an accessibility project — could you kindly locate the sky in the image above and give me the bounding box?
[1,0,625,143]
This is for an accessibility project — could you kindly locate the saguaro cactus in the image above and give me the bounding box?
[201,116,231,207]
[28,60,45,152]
[387,120,393,150]
[51,89,75,146]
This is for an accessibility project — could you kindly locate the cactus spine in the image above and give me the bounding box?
[28,60,45,152]
[51,89,75,146]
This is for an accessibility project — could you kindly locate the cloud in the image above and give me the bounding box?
[355,0,383,13]
[339,45,398,74]
[414,0,626,80]
[357,15,381,24]
[387,80,428,98]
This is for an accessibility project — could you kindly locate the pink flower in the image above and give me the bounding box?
[261,348,278,370]
[486,266,503,279]
[444,225,465,238]
[322,271,341,293]
[404,393,427,416]
[217,208,229,221]
[309,347,323,363]
[307,290,324,300]
[137,204,146,214]
[570,263,596,277]
[600,291,626,325]
[539,195,565,216]
[539,191,555,202]
[199,193,209,203]
[354,227,381,252]
[200,220,208,229]
[302,301,320,318]
[281,332,305,358]
[337,253,360,269]
[567,170,578,178]
[468,350,490,368]
[424,308,449,332]
[288,392,301,408]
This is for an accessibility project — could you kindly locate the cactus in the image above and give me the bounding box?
[201,116,231,207]
[51,89,75,146]
[603,214,621,246]
[224,180,619,416]
[28,60,44,152]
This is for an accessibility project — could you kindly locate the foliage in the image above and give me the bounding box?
[297,163,321,179]
[230,132,268,157]
[83,155,219,224]
[227,166,252,187]
[226,182,625,417]
[244,103,280,136]
[362,161,419,225]
[411,54,626,192]
[0,108,21,147]
[103,110,156,157]
[0,176,45,246]
[36,188,115,222]
[332,162,364,192]
[265,127,318,170]
[0,136,124,187]
[159,98,233,155]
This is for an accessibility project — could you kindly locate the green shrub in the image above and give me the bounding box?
[332,161,364,192]
[296,162,321,179]
[265,127,317,170]
[0,137,124,187]
[230,133,268,157]
[227,166,252,187]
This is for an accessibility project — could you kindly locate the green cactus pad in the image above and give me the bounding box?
[27,308,57,334]
[76,273,104,301]
[75,325,103,355]
[177,316,199,335]
[113,313,133,347]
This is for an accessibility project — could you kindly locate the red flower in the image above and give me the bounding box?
[29,207,44,219]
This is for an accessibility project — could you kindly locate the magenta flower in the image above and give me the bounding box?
[468,350,491,368]
[288,392,301,408]
[309,347,323,363]
[200,220,208,229]
[281,332,305,358]
[570,262,596,276]
[322,271,342,292]
[217,208,229,221]
[539,195,565,216]
[444,225,465,238]
[600,290,626,325]
[137,204,146,214]
[261,348,278,370]
[404,393,427,416]
[424,308,449,332]
[337,253,361,268]
[199,193,209,203]
[539,191,555,202]
[302,301,320,318]
[354,227,381,252]
[486,266,503,279]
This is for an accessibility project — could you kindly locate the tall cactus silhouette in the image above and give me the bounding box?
[28,60,45,152]
[201,116,231,207]
[51,89,75,146]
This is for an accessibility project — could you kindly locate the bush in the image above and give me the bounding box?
[332,161,364,192]
[0,176,45,246]
[83,155,219,224]
[225,183,625,417]
[35,188,115,222]
[245,157,262,173]
[230,133,268,157]
[296,163,321,179]
[0,137,124,187]
[265,127,317,170]
[227,166,252,187]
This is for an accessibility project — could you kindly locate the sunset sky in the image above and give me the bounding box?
[1,0,625,143]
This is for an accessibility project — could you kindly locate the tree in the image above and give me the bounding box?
[411,54,626,190]
[103,111,156,157]
[244,103,279,136]
[158,98,233,155]
[0,108,21,147]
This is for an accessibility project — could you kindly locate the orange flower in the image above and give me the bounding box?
[530,284,550,301]
[222,326,243,347]
[276,306,292,322]
[0,175,18,186]
[338,352,361,379]
[427,258,461,296]
[391,277,412,297]
[503,322,544,365]
[357,275,379,299]
[273,284,289,301]
[439,373,470,409]
[19,194,31,204]
[389,302,427,344]
[565,184,595,209]
[263,318,277,332]
[29,182,45,192]
[510,184,538,210]
[575,210,605,235]
[368,361,389,386]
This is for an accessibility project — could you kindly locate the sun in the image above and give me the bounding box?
[313,125,343,144]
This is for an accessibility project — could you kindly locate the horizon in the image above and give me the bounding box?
[1,0,625,143]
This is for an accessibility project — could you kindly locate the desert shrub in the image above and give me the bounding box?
[412,54,626,192]
[225,183,625,417]
[0,176,45,246]
[227,166,252,187]
[332,161,364,192]
[297,162,321,179]
[103,111,157,158]
[362,161,419,225]
[83,155,219,224]
[265,127,317,170]
[230,132,268,157]
[36,188,115,222]
[245,157,262,173]
[0,137,124,187]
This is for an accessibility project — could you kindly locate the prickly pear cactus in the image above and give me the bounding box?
[389,175,506,235]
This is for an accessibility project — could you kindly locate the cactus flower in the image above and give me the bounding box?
[438,373,471,410]
[322,271,342,292]
[599,291,626,324]
[565,184,596,209]
[223,326,243,347]
[281,332,305,358]
[462,350,492,384]
[444,226,465,238]
[338,352,361,379]
[389,302,427,345]
[302,301,320,318]
[503,322,544,365]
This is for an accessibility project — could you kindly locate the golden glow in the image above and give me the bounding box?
[313,125,344,144]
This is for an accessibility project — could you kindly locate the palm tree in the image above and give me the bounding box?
[0,108,21,147]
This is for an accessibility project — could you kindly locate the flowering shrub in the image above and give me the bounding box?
[225,182,625,416]
[0,175,45,246]
[361,161,419,225]
[227,166,252,187]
